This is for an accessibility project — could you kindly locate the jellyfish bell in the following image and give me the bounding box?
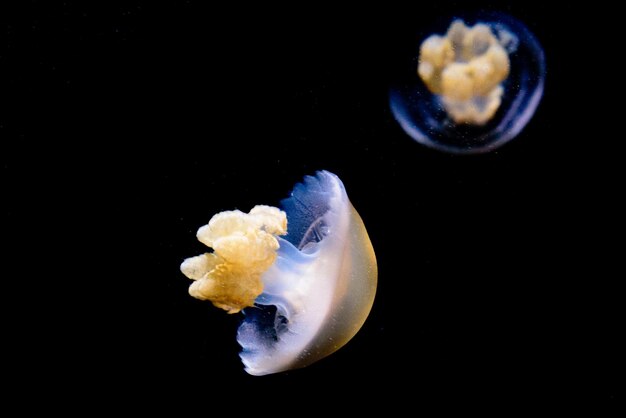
[181,171,377,376]
[389,12,545,154]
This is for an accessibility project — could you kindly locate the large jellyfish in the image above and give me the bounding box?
[181,171,377,376]
[390,12,545,154]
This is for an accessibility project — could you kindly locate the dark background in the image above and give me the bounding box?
[3,0,619,408]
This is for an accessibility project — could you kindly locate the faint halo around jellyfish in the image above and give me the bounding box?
[389,12,545,154]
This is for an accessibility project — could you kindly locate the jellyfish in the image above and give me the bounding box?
[389,12,545,154]
[180,171,377,376]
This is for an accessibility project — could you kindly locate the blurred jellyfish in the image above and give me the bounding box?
[181,171,377,376]
[390,12,545,154]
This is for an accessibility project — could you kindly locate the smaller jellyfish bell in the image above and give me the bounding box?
[181,171,377,376]
[390,12,545,154]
